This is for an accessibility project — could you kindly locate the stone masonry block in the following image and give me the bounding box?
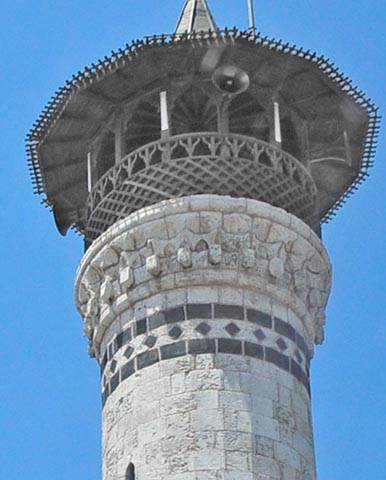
[274,442,301,471]
[186,369,223,391]
[223,213,251,234]
[245,342,264,360]
[195,354,215,369]
[292,432,315,463]
[255,434,274,457]
[161,341,186,360]
[137,349,159,370]
[215,354,250,372]
[218,338,242,355]
[160,393,197,416]
[215,304,244,320]
[241,248,256,269]
[188,448,226,470]
[209,244,222,264]
[253,454,281,479]
[253,414,280,441]
[187,286,219,304]
[222,472,254,480]
[269,257,285,279]
[177,247,192,268]
[100,279,114,303]
[146,255,161,276]
[218,431,252,452]
[186,303,212,319]
[218,287,244,306]
[220,391,252,412]
[199,211,222,233]
[226,450,250,471]
[196,390,219,409]
[188,338,216,355]
[222,370,241,392]
[119,266,134,291]
[236,411,253,433]
[191,408,225,431]
[247,309,272,328]
[265,347,290,372]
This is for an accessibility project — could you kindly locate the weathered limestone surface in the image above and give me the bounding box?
[75,195,332,480]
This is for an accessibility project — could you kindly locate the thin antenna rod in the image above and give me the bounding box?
[248,0,256,31]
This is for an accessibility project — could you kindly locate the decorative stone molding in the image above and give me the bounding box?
[76,195,332,357]
[177,247,192,268]
[145,255,161,276]
[98,302,313,406]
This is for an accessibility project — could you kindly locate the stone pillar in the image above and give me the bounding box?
[75,195,331,480]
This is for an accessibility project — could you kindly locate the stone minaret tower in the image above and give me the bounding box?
[27,1,379,479]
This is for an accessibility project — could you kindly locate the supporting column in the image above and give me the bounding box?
[114,115,126,165]
[76,195,331,480]
[160,91,170,139]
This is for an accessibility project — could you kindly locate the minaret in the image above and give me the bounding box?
[27,1,379,479]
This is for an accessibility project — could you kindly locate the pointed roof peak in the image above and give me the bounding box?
[175,0,218,35]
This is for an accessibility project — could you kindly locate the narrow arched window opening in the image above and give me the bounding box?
[126,463,135,480]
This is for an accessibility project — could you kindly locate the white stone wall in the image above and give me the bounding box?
[75,195,331,480]
[103,353,315,480]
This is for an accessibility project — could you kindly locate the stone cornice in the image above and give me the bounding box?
[75,196,332,357]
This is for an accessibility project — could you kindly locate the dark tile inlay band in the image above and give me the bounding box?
[244,341,264,360]
[169,325,183,340]
[102,304,311,372]
[187,304,212,319]
[149,312,166,330]
[265,347,290,372]
[274,317,296,342]
[247,309,272,328]
[102,338,310,406]
[218,338,242,355]
[166,306,185,324]
[195,322,211,336]
[136,318,147,335]
[160,341,186,360]
[214,304,244,321]
[225,323,241,337]
[188,338,216,355]
[137,349,159,370]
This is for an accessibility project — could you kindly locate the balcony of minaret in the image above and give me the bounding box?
[28,31,376,248]
[83,76,361,245]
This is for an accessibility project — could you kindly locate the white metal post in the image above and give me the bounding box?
[274,101,282,145]
[248,0,256,31]
[87,152,92,193]
[160,91,170,138]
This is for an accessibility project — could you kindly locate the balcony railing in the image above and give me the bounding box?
[86,133,317,242]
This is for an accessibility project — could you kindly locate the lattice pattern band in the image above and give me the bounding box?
[101,303,311,371]
[86,134,317,241]
[101,303,311,406]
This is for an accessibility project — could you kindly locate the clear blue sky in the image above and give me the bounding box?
[0,1,385,478]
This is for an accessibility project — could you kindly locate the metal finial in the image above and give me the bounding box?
[248,0,256,31]
[175,0,217,34]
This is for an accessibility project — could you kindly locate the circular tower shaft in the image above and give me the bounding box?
[76,195,331,479]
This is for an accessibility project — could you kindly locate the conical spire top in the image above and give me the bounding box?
[175,0,218,34]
